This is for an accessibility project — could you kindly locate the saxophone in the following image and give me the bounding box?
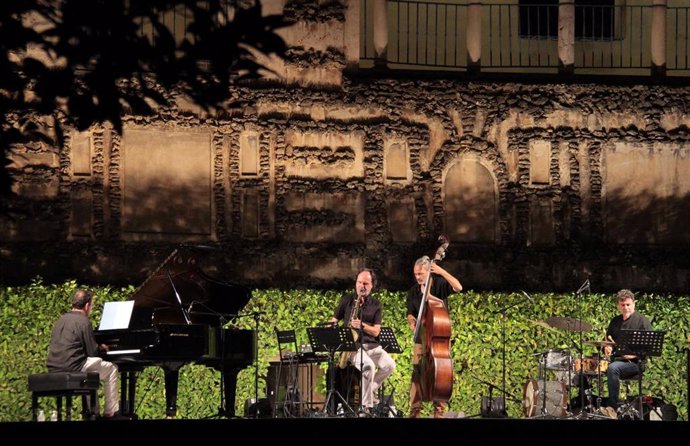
[337,296,362,368]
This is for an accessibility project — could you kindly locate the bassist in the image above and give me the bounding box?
[406,256,462,418]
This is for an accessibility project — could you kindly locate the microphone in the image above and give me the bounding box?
[521,291,534,302]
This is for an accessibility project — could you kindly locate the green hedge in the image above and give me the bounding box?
[1,279,688,421]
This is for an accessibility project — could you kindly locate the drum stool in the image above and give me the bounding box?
[618,371,644,420]
[28,372,99,421]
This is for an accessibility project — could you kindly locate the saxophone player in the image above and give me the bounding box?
[328,269,396,415]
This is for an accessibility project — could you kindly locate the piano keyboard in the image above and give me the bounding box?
[106,349,142,355]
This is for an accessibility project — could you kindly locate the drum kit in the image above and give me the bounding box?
[523,316,615,419]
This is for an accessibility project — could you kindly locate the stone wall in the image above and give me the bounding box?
[4,79,690,292]
[2,1,690,292]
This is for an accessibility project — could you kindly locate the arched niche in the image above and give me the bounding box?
[443,156,499,243]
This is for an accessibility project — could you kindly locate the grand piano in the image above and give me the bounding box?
[94,249,256,418]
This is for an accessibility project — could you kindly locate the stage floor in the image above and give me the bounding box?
[3,417,688,443]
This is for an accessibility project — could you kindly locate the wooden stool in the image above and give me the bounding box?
[28,372,99,421]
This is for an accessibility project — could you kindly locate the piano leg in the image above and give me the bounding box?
[116,365,143,419]
[164,367,181,417]
[120,370,138,418]
[162,361,187,417]
[223,367,241,418]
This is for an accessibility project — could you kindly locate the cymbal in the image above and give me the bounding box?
[529,320,556,331]
[585,340,616,348]
[545,316,592,332]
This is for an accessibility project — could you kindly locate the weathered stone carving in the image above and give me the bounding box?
[121,129,213,239]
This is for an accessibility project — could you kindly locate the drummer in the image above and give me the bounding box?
[602,289,652,411]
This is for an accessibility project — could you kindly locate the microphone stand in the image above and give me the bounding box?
[357,301,366,417]
[462,363,521,418]
[491,293,532,416]
[252,311,262,416]
[233,310,266,418]
[575,279,590,418]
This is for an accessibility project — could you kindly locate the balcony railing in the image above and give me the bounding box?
[360,0,690,77]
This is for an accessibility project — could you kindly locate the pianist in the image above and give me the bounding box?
[47,289,121,418]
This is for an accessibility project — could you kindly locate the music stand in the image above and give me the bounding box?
[378,327,403,354]
[616,330,665,357]
[616,330,665,419]
[306,327,357,417]
[374,327,402,417]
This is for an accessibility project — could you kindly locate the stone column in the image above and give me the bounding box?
[466,2,482,73]
[651,0,667,77]
[373,0,388,68]
[344,0,361,73]
[558,0,575,75]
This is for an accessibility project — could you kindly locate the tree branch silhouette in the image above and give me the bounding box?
[1,0,287,200]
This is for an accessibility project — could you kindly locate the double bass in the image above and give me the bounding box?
[412,235,453,402]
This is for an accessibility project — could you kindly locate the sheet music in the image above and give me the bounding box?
[98,301,135,330]
[617,329,665,357]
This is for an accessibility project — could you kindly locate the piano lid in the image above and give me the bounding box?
[129,249,251,326]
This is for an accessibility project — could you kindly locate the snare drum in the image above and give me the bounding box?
[544,349,571,371]
[574,356,609,374]
[523,379,568,418]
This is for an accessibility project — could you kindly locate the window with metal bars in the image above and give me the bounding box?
[519,0,616,40]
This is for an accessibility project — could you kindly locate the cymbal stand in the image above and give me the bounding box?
[595,364,604,410]
[565,351,574,412]
[529,351,555,419]
[576,279,589,416]
[571,376,609,420]
[540,354,550,417]
[491,294,530,416]
[570,280,608,420]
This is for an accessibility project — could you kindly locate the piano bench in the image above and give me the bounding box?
[28,372,99,421]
